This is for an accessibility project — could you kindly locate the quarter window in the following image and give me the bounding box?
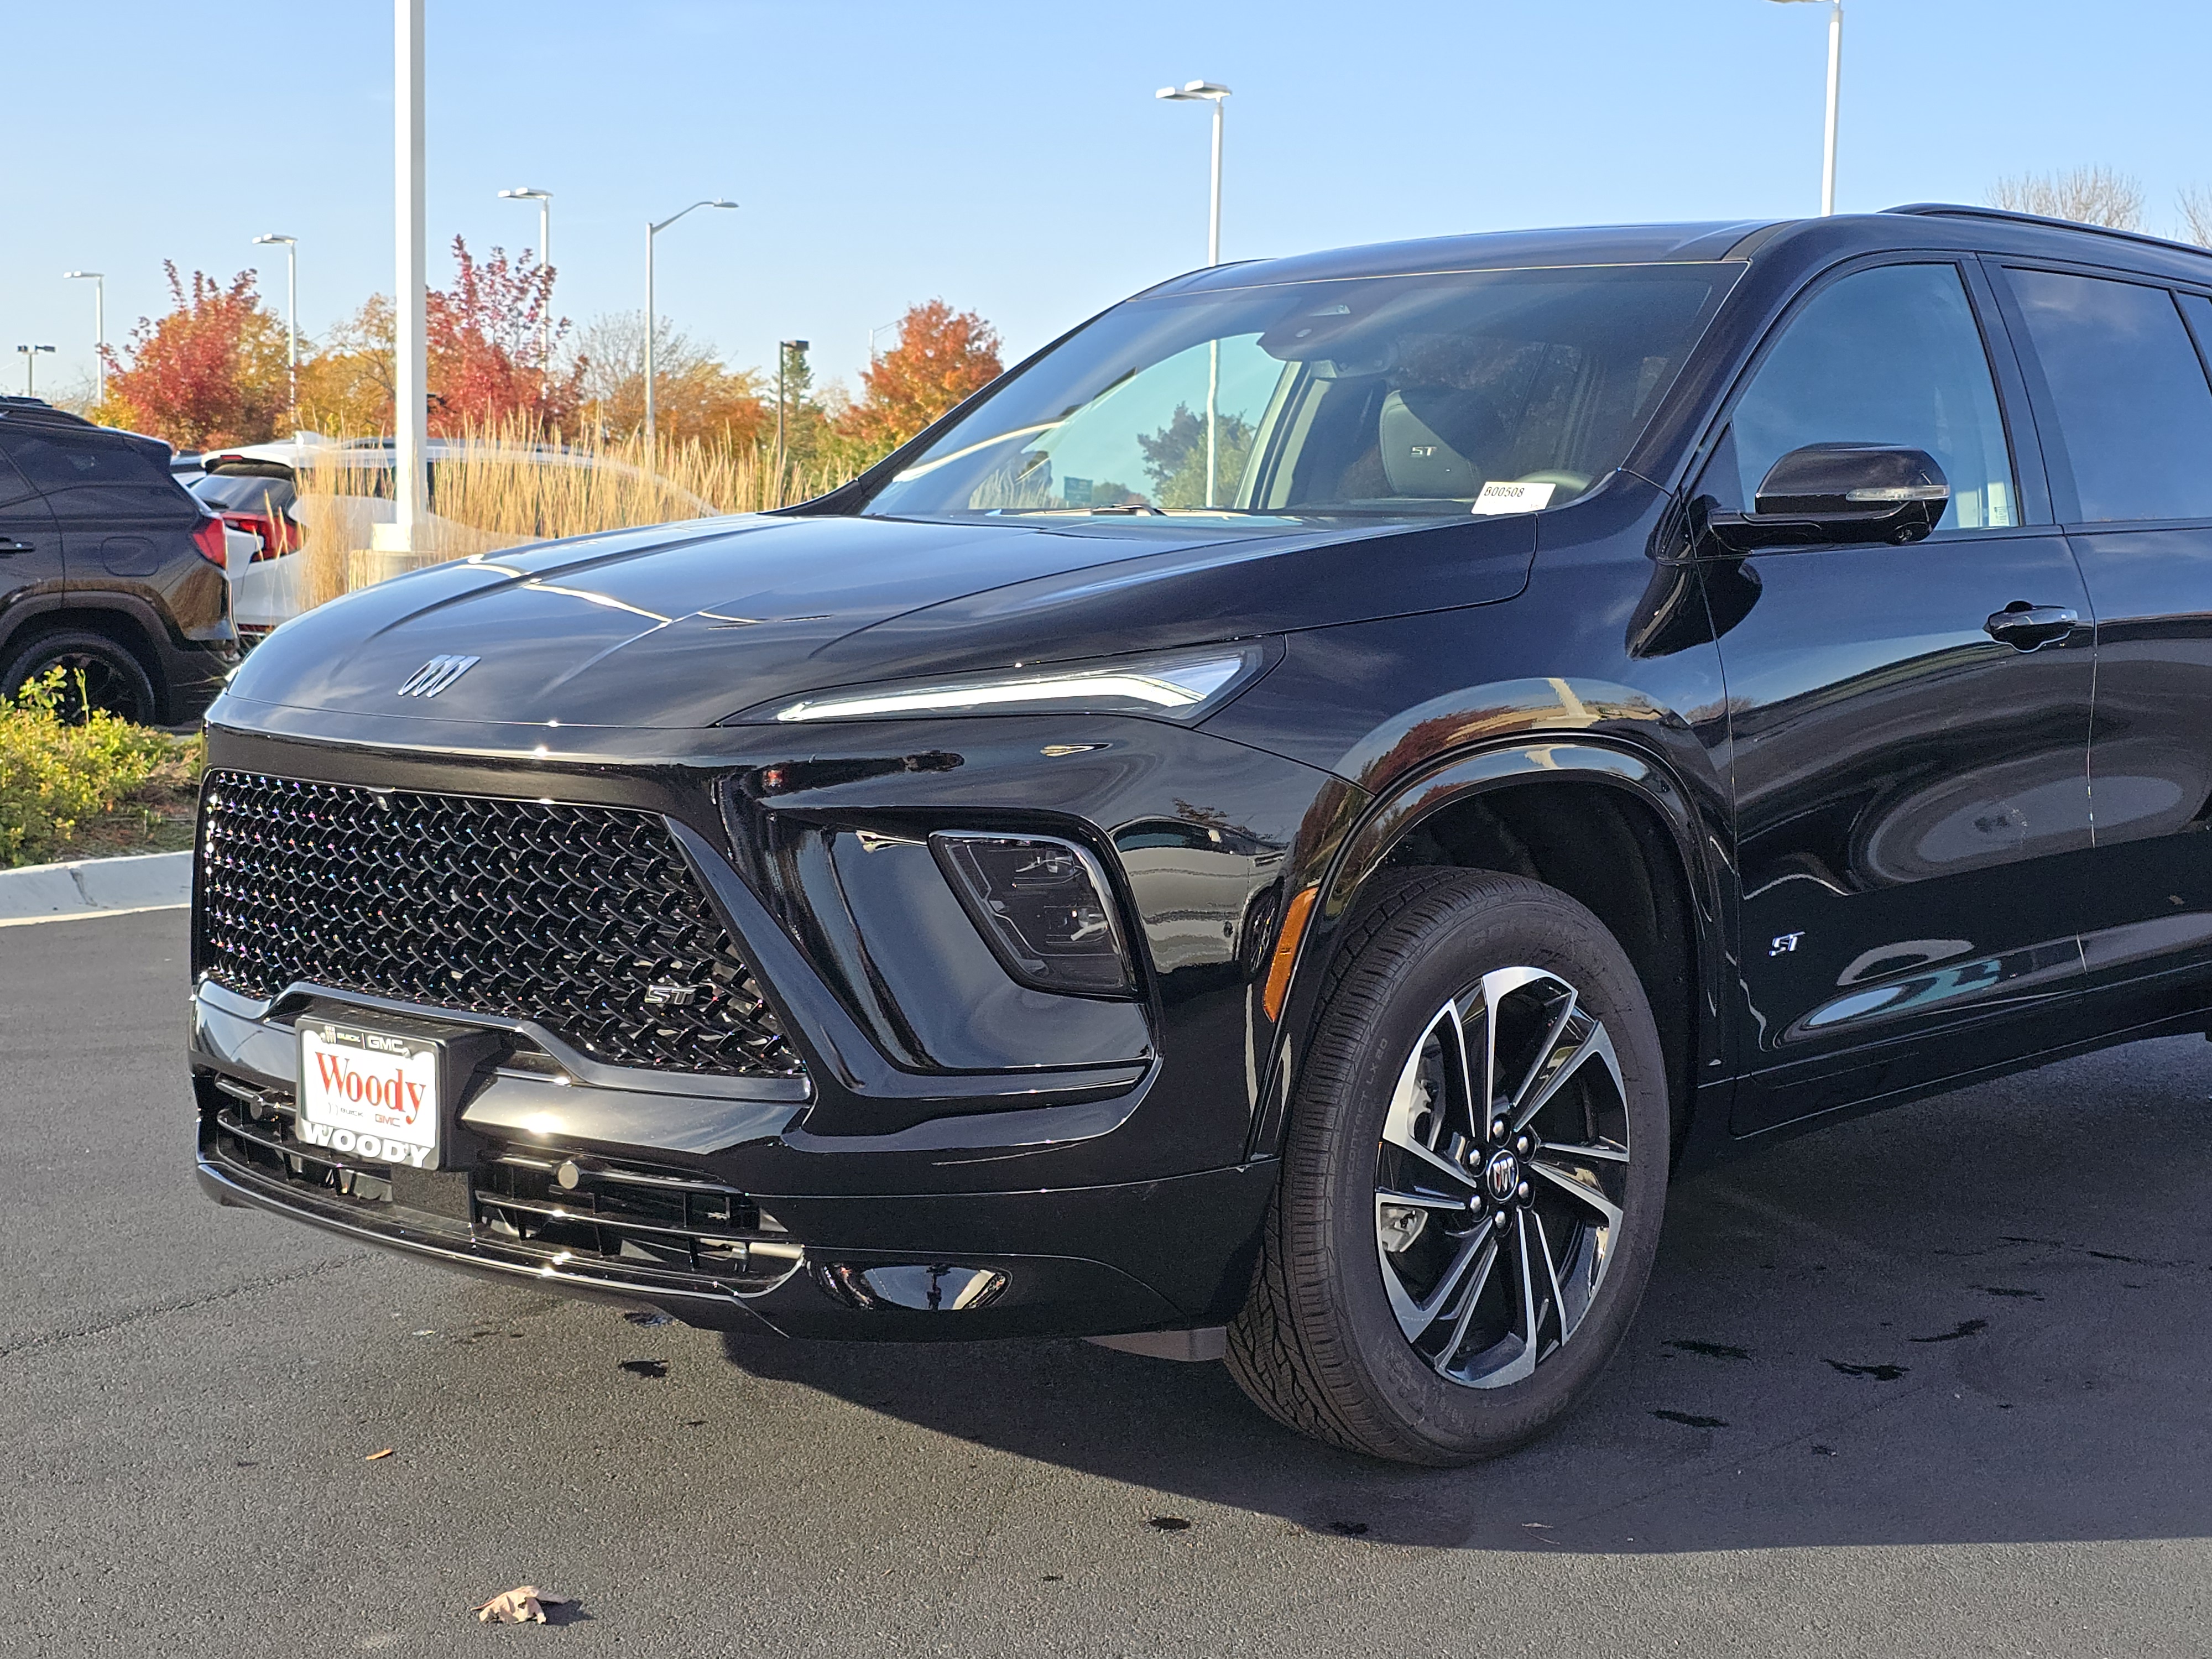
[2007,269,2212,523]
[1727,263,2017,532]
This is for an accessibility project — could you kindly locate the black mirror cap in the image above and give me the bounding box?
[1700,444,1950,552]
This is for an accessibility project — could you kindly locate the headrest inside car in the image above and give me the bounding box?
[1379,387,1506,497]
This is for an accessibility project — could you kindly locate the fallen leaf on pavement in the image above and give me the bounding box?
[364,1448,393,1462]
[474,1587,564,1624]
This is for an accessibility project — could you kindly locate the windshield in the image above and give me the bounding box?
[860,263,1734,523]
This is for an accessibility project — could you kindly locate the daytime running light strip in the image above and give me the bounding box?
[775,660,1242,723]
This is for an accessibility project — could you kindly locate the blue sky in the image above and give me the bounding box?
[7,1,2207,406]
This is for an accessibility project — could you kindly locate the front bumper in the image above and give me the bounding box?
[193,1097,1273,1339]
[183,707,1345,1340]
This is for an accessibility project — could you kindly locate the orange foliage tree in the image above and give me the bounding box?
[99,264,289,449]
[426,237,582,434]
[836,299,1002,457]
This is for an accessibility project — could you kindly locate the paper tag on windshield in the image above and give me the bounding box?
[1470,480,1556,515]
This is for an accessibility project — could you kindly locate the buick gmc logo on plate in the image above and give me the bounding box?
[396,654,479,697]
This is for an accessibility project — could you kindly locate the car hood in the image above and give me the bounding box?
[219,509,1535,731]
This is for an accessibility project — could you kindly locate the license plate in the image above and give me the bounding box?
[296,1020,441,1170]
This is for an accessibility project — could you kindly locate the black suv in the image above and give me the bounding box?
[0,399,236,723]
[189,206,2212,1464]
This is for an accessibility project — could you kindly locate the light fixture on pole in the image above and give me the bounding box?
[868,318,900,362]
[774,339,809,499]
[17,345,56,398]
[643,198,737,453]
[1768,0,1841,216]
[1155,80,1232,265]
[63,272,105,404]
[1155,79,1233,507]
[252,234,300,414]
[498,187,554,368]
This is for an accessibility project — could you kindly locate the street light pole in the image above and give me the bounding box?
[62,273,103,404]
[1156,80,1234,505]
[17,345,56,398]
[1770,0,1842,216]
[498,187,554,369]
[643,198,736,454]
[252,235,299,415]
[394,0,427,554]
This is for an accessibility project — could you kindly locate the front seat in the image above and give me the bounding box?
[1378,385,1509,498]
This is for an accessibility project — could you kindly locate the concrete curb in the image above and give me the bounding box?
[0,849,191,925]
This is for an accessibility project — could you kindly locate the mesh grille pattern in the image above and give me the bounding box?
[197,770,803,1079]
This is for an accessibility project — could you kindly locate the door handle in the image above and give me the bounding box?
[0,539,33,555]
[1985,603,2078,650]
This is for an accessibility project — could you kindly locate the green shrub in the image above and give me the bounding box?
[0,670,201,868]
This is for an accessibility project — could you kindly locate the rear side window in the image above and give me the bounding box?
[2006,269,2212,523]
[2,430,194,524]
[0,447,39,510]
[1726,263,2017,532]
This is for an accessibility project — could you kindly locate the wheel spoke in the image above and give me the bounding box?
[1510,1019,1624,1135]
[1379,1128,1480,1191]
[1529,1206,1573,1350]
[1383,1227,1488,1342]
[1475,967,1550,1126]
[1528,1157,1624,1230]
[1535,1138,1630,1165]
[1437,1233,1501,1369]
[1376,1187,1472,1213]
[1506,980,1578,1115]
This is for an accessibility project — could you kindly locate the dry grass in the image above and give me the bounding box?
[292,419,858,611]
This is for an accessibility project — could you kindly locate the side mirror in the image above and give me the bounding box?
[1699,444,1949,553]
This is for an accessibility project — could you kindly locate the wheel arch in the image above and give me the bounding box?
[1256,738,1726,1162]
[0,598,171,715]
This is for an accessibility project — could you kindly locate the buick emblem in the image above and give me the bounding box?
[1484,1149,1521,1205]
[396,654,480,698]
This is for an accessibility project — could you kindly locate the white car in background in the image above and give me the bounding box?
[189,437,707,644]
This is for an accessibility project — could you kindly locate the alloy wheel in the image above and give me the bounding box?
[1373,967,1632,1389]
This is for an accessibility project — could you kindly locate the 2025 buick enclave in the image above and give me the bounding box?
[191,205,2212,1463]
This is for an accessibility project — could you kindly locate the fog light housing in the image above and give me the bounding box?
[931,831,1134,997]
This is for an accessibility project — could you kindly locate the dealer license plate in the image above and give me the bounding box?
[296,1020,442,1170]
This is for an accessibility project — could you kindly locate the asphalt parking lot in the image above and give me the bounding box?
[6,906,2210,1657]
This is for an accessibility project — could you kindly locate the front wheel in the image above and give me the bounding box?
[1227,870,1671,1464]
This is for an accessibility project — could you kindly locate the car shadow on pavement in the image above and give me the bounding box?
[718,1036,2212,1552]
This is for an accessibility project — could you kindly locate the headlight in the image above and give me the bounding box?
[754,644,1270,725]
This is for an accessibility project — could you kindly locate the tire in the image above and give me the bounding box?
[0,629,159,725]
[1226,869,1671,1465]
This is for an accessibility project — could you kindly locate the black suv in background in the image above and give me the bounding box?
[190,205,2212,1464]
[0,398,236,723]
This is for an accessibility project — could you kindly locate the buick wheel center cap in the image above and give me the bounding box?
[1483,1148,1521,1205]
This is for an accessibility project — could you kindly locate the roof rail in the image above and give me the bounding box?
[1885,202,2212,262]
[0,397,96,429]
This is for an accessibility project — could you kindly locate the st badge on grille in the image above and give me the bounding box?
[396,655,479,698]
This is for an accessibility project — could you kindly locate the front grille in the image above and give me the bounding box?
[197,770,803,1079]
[204,1082,799,1295]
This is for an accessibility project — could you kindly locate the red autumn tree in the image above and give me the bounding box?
[425,237,582,433]
[100,264,290,448]
[836,299,1002,456]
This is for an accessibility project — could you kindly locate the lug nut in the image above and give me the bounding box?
[1494,1209,1511,1230]
[1516,1180,1531,1201]
[1515,1135,1532,1155]
[1490,1118,1507,1141]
